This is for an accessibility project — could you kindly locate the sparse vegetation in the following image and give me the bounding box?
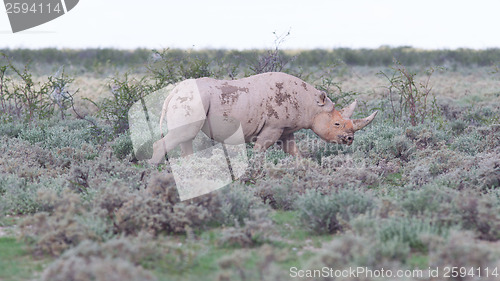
[0,47,498,281]
[378,60,441,126]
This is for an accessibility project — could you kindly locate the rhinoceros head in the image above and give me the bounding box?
[311,99,377,145]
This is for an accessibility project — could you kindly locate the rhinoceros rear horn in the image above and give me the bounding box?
[340,99,357,118]
[352,111,378,131]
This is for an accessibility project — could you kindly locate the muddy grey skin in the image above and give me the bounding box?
[149,72,377,164]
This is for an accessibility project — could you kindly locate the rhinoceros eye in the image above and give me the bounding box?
[334,122,341,126]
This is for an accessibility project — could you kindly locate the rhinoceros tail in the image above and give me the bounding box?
[159,93,175,138]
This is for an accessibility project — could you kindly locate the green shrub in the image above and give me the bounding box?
[17,118,109,150]
[345,122,415,162]
[405,149,470,186]
[0,136,74,181]
[378,60,441,126]
[254,178,299,210]
[114,189,210,236]
[217,184,265,226]
[112,132,134,160]
[0,119,23,137]
[450,125,499,155]
[40,239,157,281]
[112,178,265,236]
[21,189,99,256]
[404,122,449,149]
[0,56,79,122]
[111,173,257,235]
[0,174,39,215]
[401,185,457,218]
[450,119,467,134]
[428,230,497,272]
[305,232,409,274]
[405,147,499,190]
[296,188,375,234]
[376,217,446,253]
[451,131,484,155]
[453,191,500,241]
[96,74,155,134]
[217,208,277,247]
[464,105,500,125]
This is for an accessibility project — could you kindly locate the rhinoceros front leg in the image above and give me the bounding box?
[279,133,302,157]
[241,127,284,183]
[253,127,284,153]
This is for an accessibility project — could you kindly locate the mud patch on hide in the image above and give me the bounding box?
[275,82,292,106]
[218,83,249,105]
[176,96,191,103]
[266,103,279,119]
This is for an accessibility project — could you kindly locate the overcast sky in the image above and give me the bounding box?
[1,0,499,50]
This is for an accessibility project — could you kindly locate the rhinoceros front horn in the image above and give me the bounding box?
[352,111,378,131]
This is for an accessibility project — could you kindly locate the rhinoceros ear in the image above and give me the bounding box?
[315,91,327,106]
[352,111,378,131]
[340,99,357,119]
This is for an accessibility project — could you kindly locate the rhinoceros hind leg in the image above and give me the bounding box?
[179,140,194,157]
[148,121,203,165]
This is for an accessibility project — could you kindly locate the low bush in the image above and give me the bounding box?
[0,56,77,122]
[20,189,98,256]
[376,217,446,253]
[18,118,110,150]
[40,238,158,281]
[451,130,486,155]
[0,172,67,215]
[338,122,416,163]
[453,191,500,241]
[113,176,213,235]
[378,60,441,126]
[111,132,134,160]
[400,184,457,219]
[305,233,409,279]
[0,118,24,137]
[218,208,277,247]
[0,136,73,180]
[111,174,264,236]
[404,122,449,149]
[405,146,499,190]
[254,177,299,210]
[404,148,470,186]
[296,188,375,234]
[0,173,40,215]
[217,184,264,226]
[450,125,500,155]
[427,230,497,274]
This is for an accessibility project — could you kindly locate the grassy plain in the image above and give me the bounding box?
[0,48,499,281]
